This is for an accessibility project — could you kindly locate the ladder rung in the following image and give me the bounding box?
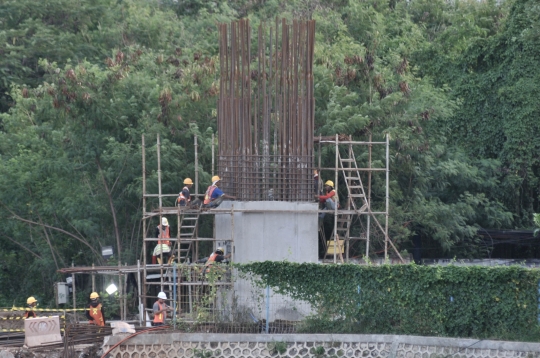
[348,185,363,189]
[344,176,360,181]
[180,225,196,229]
[350,194,365,198]
[181,217,199,220]
[340,158,355,162]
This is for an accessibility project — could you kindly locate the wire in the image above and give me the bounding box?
[443,339,483,358]
[100,325,169,358]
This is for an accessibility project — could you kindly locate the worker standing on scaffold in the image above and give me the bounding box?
[152,217,171,264]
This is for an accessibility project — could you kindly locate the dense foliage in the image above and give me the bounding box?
[0,0,537,307]
[239,261,540,340]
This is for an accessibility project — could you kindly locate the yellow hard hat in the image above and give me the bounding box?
[325,180,334,188]
[216,247,224,254]
[183,178,193,185]
[211,175,221,183]
[27,296,37,305]
[90,292,99,300]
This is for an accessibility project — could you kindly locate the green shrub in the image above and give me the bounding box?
[239,262,540,340]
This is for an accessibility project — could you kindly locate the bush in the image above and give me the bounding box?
[238,261,540,340]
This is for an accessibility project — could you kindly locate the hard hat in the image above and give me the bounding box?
[90,292,99,300]
[162,217,169,226]
[216,247,224,254]
[325,180,334,188]
[27,296,37,305]
[183,178,193,185]
[211,175,221,184]
[157,292,167,300]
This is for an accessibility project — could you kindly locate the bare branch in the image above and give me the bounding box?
[0,234,43,260]
[111,138,133,193]
[0,200,103,259]
[96,158,122,263]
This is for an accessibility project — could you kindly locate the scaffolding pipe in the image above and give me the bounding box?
[157,134,163,292]
[137,260,142,327]
[142,135,147,313]
[366,134,372,259]
[195,135,199,196]
[333,134,338,264]
[71,262,77,322]
[211,133,215,178]
[385,134,390,261]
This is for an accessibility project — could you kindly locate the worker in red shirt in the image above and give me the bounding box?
[315,180,339,219]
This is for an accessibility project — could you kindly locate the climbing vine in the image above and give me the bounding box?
[238,261,540,339]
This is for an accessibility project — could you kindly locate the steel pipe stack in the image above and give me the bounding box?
[218,18,316,201]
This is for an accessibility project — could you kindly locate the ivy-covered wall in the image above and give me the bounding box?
[238,262,540,340]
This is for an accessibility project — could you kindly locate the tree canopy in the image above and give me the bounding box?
[0,0,536,305]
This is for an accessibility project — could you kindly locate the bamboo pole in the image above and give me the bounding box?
[195,135,199,196]
[366,134,372,259]
[333,134,338,264]
[142,135,147,313]
[385,134,390,261]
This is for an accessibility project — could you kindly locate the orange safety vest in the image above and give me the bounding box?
[153,302,166,324]
[203,185,217,205]
[88,303,105,326]
[204,252,219,273]
[157,225,170,245]
[177,186,191,205]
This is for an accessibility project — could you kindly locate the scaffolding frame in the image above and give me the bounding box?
[316,134,403,263]
[140,134,236,325]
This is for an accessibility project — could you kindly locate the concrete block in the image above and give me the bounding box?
[23,316,62,347]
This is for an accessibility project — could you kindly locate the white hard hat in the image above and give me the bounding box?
[161,217,169,226]
[157,292,167,300]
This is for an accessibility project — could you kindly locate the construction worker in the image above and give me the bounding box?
[86,292,106,326]
[204,247,231,274]
[152,292,172,326]
[176,178,193,207]
[152,217,171,264]
[202,176,236,208]
[315,180,339,219]
[24,297,38,319]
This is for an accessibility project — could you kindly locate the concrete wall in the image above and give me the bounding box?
[214,201,318,322]
[215,201,319,263]
[103,333,540,358]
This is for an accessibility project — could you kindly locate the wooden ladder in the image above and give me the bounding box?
[338,144,369,258]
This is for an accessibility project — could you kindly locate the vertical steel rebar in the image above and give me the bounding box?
[218,19,315,201]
